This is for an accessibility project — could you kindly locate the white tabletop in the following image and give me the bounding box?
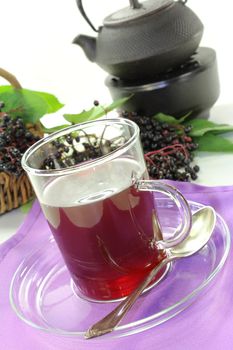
[1,104,233,244]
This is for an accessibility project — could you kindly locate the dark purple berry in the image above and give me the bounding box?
[193,165,200,172]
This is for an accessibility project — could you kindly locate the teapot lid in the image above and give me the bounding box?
[104,0,174,26]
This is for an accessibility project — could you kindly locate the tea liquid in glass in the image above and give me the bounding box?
[41,158,166,301]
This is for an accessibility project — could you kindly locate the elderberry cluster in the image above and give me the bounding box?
[120,111,200,182]
[0,102,40,176]
[147,152,199,181]
[41,131,122,170]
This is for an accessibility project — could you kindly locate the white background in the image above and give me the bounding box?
[0,0,232,115]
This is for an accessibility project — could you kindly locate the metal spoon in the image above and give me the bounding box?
[85,206,216,339]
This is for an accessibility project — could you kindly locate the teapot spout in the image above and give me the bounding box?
[73,34,96,62]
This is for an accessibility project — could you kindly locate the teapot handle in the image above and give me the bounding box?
[76,0,98,32]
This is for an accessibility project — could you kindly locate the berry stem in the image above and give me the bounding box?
[78,129,95,146]
[145,144,189,159]
[144,155,155,166]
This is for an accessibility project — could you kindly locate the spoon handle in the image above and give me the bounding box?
[85,256,174,339]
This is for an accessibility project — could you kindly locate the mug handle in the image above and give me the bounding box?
[135,180,192,249]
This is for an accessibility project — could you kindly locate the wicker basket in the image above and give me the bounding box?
[0,172,34,214]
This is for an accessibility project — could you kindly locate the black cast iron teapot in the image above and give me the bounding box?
[73,0,204,81]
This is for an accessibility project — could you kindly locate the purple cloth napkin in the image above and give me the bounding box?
[0,181,233,350]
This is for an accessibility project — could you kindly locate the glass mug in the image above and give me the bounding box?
[22,118,192,302]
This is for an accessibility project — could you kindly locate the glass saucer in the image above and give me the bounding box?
[9,200,230,339]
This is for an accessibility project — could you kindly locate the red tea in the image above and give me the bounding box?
[41,159,166,301]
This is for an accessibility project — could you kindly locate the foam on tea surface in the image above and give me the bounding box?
[41,158,143,207]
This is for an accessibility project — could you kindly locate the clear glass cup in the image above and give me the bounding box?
[22,118,192,302]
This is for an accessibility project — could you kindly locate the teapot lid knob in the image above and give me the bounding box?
[129,0,142,9]
[104,0,174,26]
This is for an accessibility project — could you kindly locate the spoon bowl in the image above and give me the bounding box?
[171,206,216,258]
[85,206,216,339]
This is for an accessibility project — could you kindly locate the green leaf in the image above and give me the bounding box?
[0,86,64,124]
[153,113,179,124]
[29,91,64,114]
[64,96,132,124]
[153,111,191,125]
[195,134,233,152]
[42,124,71,134]
[64,107,102,124]
[188,119,233,137]
[177,111,192,123]
[0,86,24,114]
[104,95,133,113]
